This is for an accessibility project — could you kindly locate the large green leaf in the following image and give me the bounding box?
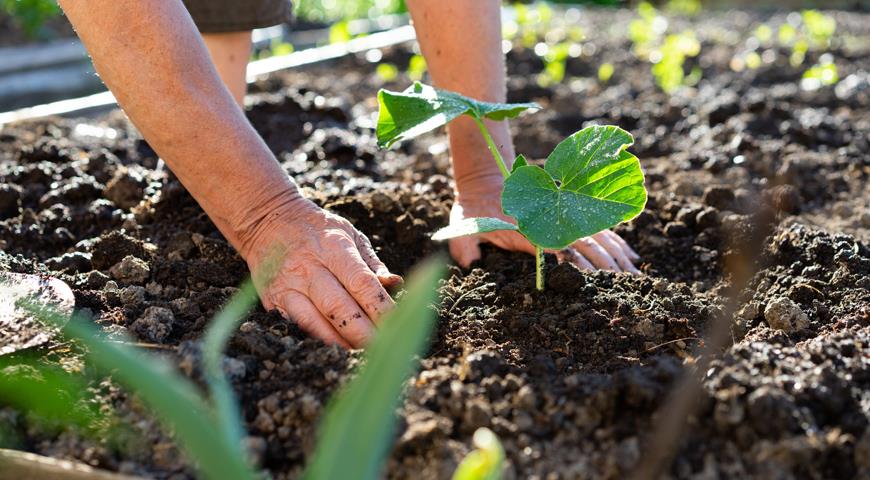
[377,82,539,148]
[303,257,445,480]
[431,217,518,241]
[502,126,646,250]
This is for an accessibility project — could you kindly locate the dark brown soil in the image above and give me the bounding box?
[1,8,868,480]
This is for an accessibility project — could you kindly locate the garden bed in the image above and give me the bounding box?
[0,8,868,480]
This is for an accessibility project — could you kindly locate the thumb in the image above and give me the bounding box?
[449,235,482,268]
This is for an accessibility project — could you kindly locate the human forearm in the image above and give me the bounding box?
[406,0,515,199]
[59,0,296,254]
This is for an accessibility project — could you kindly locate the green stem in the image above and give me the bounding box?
[472,115,510,178]
[535,246,544,291]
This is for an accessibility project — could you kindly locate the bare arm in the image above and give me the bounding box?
[59,0,291,254]
[60,0,401,348]
[406,0,513,199]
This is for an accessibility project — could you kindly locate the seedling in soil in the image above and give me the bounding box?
[629,3,702,92]
[652,31,701,93]
[407,54,427,82]
[801,57,839,90]
[377,83,647,290]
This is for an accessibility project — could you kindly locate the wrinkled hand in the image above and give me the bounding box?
[240,195,402,349]
[448,184,640,274]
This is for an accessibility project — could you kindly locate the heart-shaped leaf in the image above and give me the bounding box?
[431,217,518,241]
[502,126,646,250]
[377,82,539,148]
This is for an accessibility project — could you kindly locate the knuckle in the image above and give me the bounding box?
[318,295,347,317]
[347,270,378,293]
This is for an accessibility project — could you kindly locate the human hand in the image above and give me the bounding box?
[449,179,641,273]
[239,194,402,348]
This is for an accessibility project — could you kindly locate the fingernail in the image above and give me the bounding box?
[378,272,403,287]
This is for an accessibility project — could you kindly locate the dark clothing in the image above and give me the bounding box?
[182,0,291,33]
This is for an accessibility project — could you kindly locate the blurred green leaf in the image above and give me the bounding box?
[598,62,614,83]
[201,279,259,454]
[303,257,445,480]
[295,0,405,22]
[2,0,60,38]
[407,54,427,82]
[377,63,399,82]
[0,361,99,431]
[271,41,295,56]
[328,20,352,44]
[801,61,838,90]
[452,428,505,480]
[20,302,256,480]
[801,10,836,47]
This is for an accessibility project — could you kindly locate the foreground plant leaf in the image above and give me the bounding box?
[201,279,259,453]
[377,82,539,148]
[304,257,445,480]
[502,125,646,250]
[452,428,505,480]
[20,300,256,480]
[432,217,517,242]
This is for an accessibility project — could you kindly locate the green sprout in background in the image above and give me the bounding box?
[376,62,400,82]
[652,31,702,93]
[407,54,428,82]
[664,0,701,17]
[2,0,60,38]
[773,9,837,67]
[294,0,405,23]
[597,62,614,84]
[629,2,701,93]
[801,55,839,90]
[328,19,353,44]
[537,42,571,87]
[377,82,647,291]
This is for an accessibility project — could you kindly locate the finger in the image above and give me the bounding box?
[593,232,640,274]
[276,292,351,349]
[605,230,640,261]
[571,237,622,272]
[330,235,396,322]
[484,230,537,257]
[556,248,595,271]
[353,230,403,288]
[449,235,482,269]
[308,269,376,348]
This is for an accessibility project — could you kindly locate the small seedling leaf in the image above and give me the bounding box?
[511,154,528,173]
[303,257,445,480]
[432,217,518,241]
[502,126,646,250]
[377,82,539,148]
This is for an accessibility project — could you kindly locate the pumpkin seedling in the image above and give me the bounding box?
[377,82,647,290]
